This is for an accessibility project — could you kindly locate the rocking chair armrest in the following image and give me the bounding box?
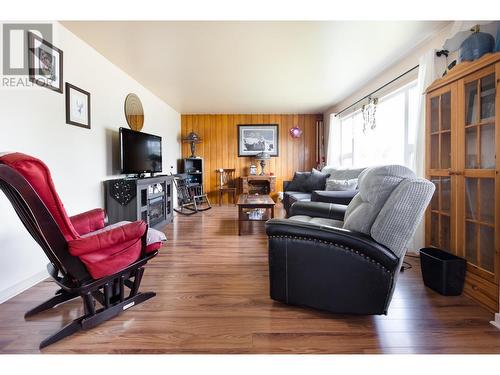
[68,221,147,256]
[70,208,106,236]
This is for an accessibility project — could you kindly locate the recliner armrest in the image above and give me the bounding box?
[70,208,106,236]
[290,201,347,221]
[265,218,399,271]
[311,189,358,205]
[68,221,147,256]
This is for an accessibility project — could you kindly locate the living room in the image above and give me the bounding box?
[1,0,500,372]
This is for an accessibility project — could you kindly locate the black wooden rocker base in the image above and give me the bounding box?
[27,255,157,349]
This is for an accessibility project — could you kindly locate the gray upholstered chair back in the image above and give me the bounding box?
[343,165,435,258]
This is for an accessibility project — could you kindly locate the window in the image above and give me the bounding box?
[334,80,419,169]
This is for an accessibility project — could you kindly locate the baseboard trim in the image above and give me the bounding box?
[490,313,500,330]
[0,270,48,304]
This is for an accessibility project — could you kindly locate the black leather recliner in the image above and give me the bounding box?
[266,165,435,315]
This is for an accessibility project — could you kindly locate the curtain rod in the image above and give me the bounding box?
[335,64,420,117]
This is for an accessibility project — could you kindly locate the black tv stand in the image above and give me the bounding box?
[104,175,173,229]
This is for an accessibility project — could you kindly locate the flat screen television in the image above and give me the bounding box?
[119,127,162,175]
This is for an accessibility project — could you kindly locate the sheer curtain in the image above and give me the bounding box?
[326,113,341,167]
[406,49,447,253]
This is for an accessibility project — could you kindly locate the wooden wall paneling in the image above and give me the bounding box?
[280,114,288,191]
[303,115,311,170]
[262,114,273,178]
[234,114,241,182]
[222,114,229,204]
[182,114,187,158]
[271,114,282,192]
[308,117,314,168]
[292,115,299,174]
[215,115,223,202]
[211,115,218,201]
[495,61,500,287]
[298,115,304,172]
[180,114,322,200]
[203,115,211,200]
[287,115,294,183]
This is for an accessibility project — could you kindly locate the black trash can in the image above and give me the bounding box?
[419,247,466,296]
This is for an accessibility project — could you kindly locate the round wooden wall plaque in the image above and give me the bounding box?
[124,93,144,131]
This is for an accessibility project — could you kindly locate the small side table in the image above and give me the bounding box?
[237,194,275,235]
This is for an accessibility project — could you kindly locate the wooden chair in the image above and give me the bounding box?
[216,169,237,206]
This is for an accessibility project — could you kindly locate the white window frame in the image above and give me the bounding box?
[336,80,418,169]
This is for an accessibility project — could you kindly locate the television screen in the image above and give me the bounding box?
[120,127,162,174]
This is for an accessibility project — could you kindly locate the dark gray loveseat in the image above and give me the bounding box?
[283,167,365,216]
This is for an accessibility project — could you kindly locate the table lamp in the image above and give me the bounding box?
[182,132,202,158]
[255,152,271,176]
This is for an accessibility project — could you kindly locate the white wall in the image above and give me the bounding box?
[0,22,181,303]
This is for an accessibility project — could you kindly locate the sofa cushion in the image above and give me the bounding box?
[311,190,358,206]
[307,168,330,191]
[77,221,167,278]
[325,178,358,191]
[286,171,311,192]
[321,166,365,181]
[289,215,344,228]
[286,169,330,193]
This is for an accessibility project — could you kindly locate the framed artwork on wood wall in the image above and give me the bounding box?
[28,32,63,93]
[237,124,279,157]
[65,82,91,129]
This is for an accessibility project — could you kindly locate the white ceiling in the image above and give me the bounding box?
[61,21,449,114]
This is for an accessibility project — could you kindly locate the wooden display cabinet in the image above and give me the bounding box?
[426,52,500,312]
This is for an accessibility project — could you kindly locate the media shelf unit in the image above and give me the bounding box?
[181,157,204,194]
[104,175,173,230]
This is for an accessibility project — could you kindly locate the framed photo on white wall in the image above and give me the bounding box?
[65,82,91,129]
[28,32,63,93]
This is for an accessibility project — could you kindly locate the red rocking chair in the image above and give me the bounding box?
[0,152,166,349]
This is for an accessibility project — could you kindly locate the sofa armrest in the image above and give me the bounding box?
[290,201,347,221]
[265,218,399,271]
[311,190,358,205]
[70,208,107,236]
[68,221,147,256]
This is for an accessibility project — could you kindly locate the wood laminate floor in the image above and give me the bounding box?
[0,205,499,354]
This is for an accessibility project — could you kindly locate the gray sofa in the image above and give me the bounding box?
[283,167,365,216]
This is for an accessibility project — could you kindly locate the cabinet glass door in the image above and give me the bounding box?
[427,85,456,253]
[460,67,497,278]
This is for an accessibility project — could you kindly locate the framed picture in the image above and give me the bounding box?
[238,124,279,157]
[65,83,91,129]
[28,32,63,93]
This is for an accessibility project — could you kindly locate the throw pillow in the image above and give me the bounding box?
[307,168,330,191]
[286,171,311,192]
[325,178,358,191]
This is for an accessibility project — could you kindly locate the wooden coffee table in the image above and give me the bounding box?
[237,194,275,235]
